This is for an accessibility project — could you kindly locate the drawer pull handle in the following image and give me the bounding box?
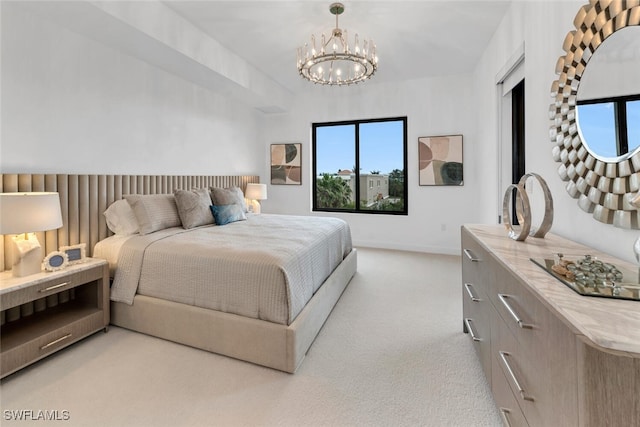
[498,294,533,329]
[40,333,72,351]
[499,408,513,427]
[463,318,481,342]
[39,282,70,293]
[463,249,480,262]
[464,283,480,302]
[499,351,534,402]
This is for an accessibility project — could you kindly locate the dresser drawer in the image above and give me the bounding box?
[461,228,494,296]
[492,264,579,426]
[492,350,530,427]
[463,281,491,378]
[0,267,104,311]
[491,312,545,427]
[492,266,549,360]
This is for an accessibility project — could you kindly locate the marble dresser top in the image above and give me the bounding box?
[464,224,640,357]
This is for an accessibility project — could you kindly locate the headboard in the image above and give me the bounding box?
[0,174,259,271]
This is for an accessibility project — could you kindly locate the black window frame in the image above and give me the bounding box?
[312,116,408,215]
[577,94,640,157]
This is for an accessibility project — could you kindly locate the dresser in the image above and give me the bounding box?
[0,258,109,378]
[461,225,640,427]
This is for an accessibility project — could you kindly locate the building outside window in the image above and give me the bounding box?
[312,117,407,214]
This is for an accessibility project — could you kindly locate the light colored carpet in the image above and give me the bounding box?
[0,248,501,426]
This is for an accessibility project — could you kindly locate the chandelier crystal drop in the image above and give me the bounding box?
[297,2,378,86]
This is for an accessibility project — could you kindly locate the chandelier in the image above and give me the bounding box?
[297,2,378,86]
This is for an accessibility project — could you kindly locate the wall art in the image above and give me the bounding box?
[418,135,463,186]
[271,143,302,185]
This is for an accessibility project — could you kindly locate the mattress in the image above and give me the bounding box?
[106,214,352,325]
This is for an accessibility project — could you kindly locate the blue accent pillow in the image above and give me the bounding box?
[210,204,246,226]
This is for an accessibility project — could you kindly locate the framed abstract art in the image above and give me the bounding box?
[271,143,302,185]
[418,135,463,186]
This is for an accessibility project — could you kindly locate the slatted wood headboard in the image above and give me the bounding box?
[0,174,259,271]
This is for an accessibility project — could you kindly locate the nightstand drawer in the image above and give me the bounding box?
[1,310,104,377]
[1,267,104,311]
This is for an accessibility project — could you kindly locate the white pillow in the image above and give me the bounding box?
[104,199,139,235]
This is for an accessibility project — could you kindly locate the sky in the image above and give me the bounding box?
[577,100,640,158]
[315,119,404,175]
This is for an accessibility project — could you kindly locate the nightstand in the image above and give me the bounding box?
[0,258,109,378]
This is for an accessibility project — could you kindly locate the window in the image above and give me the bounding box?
[577,95,640,158]
[313,117,407,214]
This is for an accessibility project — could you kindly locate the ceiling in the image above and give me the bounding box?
[163,1,513,93]
[12,0,513,112]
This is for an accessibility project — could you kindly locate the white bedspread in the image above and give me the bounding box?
[109,214,352,325]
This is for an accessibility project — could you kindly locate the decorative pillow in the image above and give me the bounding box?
[174,188,214,229]
[210,187,247,213]
[210,204,246,226]
[104,199,139,235]
[124,194,181,235]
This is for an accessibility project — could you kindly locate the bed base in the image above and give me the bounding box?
[111,249,357,373]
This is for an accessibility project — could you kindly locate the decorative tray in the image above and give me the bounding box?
[530,254,640,301]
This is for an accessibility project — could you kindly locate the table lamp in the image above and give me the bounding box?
[244,183,267,214]
[0,192,63,277]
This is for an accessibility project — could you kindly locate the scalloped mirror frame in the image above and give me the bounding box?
[549,0,640,229]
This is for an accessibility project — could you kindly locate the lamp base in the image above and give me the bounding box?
[250,200,262,214]
[11,233,43,277]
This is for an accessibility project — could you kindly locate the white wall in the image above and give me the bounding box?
[262,75,479,255]
[474,0,638,262]
[0,2,263,176]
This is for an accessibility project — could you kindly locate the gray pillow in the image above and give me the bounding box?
[210,187,247,213]
[124,194,181,235]
[174,188,214,229]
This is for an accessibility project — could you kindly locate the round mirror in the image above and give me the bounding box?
[576,26,640,162]
[549,1,640,229]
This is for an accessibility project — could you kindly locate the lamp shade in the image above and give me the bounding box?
[245,183,267,200]
[0,192,63,235]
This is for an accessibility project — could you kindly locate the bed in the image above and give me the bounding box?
[0,174,357,373]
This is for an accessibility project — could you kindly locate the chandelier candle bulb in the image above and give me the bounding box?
[343,30,348,53]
